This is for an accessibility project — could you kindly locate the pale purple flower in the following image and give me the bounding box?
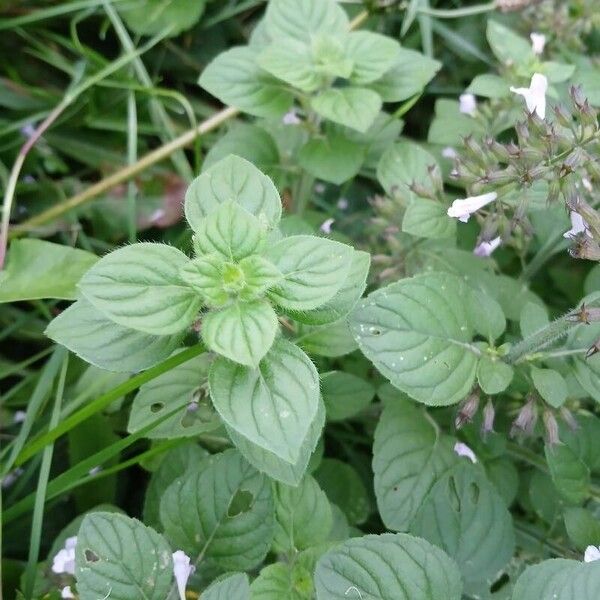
[173,550,194,600]
[584,545,600,563]
[447,191,498,223]
[474,236,502,257]
[320,218,335,234]
[282,110,301,125]
[442,146,457,159]
[510,73,548,119]
[314,183,326,194]
[454,442,477,464]
[61,586,75,599]
[530,33,546,55]
[52,536,77,575]
[20,123,36,139]
[563,211,590,239]
[459,93,477,116]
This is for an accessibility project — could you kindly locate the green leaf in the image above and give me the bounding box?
[562,414,600,473]
[545,443,590,504]
[79,243,200,335]
[193,201,266,261]
[402,199,456,239]
[373,398,458,531]
[410,464,515,585]
[185,155,282,232]
[531,366,568,408]
[466,74,510,99]
[321,371,374,421]
[199,46,293,118]
[427,99,486,146]
[128,353,220,439]
[75,512,173,600]
[486,21,534,65]
[298,131,366,185]
[0,239,97,302]
[315,459,370,525]
[119,0,206,36]
[289,250,370,326]
[179,254,227,305]
[258,39,321,93]
[45,299,183,373]
[265,235,353,311]
[202,300,279,367]
[160,449,274,570]
[273,475,333,553]
[143,442,209,529]
[541,61,576,83]
[311,87,382,134]
[239,255,284,300]
[350,272,478,406]
[520,301,549,338]
[564,507,600,550]
[476,356,513,395]
[369,48,441,102]
[209,338,320,463]
[377,141,439,203]
[203,573,251,600]
[513,558,600,600]
[314,533,463,600]
[264,0,349,42]
[251,562,314,600]
[467,288,506,341]
[226,398,325,486]
[345,31,400,85]
[203,124,282,187]
[296,321,358,358]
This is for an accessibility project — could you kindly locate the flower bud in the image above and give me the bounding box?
[481,399,495,437]
[569,236,600,261]
[515,120,530,145]
[485,137,510,162]
[511,397,538,437]
[543,410,560,446]
[587,337,600,358]
[570,85,587,111]
[552,104,572,129]
[560,407,579,431]
[463,135,489,168]
[455,392,480,429]
[569,197,600,238]
[566,303,600,324]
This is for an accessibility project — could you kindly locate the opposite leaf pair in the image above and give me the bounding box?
[47,154,363,371]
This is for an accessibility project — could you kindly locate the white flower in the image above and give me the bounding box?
[563,211,591,239]
[584,545,600,562]
[454,442,477,464]
[320,218,335,234]
[459,93,477,116]
[61,586,75,599]
[337,197,349,210]
[51,536,77,575]
[530,33,546,55]
[442,146,457,159]
[282,109,301,125]
[13,410,26,423]
[1,468,23,489]
[510,73,548,119]
[474,236,501,257]
[447,191,498,223]
[314,183,326,194]
[173,550,194,600]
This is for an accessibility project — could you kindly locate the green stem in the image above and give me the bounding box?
[418,1,497,18]
[23,354,68,599]
[14,342,206,466]
[504,314,577,364]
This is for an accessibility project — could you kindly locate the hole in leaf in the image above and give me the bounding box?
[490,573,510,593]
[227,489,254,517]
[447,476,461,512]
[84,549,99,563]
[369,327,381,336]
[150,402,164,413]
[468,481,480,504]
